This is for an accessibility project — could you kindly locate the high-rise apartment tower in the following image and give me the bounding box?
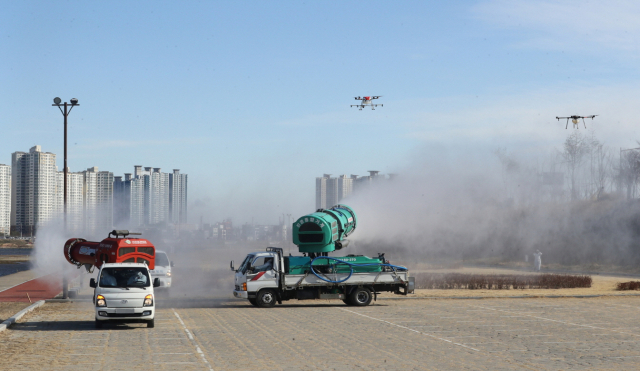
[316,174,354,210]
[0,164,10,236]
[11,146,58,235]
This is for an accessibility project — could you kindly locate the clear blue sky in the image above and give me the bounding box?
[2,1,640,224]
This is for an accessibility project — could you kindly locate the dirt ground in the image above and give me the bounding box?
[0,241,33,248]
[0,302,32,323]
[378,266,640,299]
[5,297,640,370]
[0,256,30,264]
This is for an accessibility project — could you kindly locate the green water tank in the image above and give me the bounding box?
[284,255,383,275]
[313,255,383,273]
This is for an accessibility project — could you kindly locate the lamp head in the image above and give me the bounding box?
[53,97,61,104]
[70,98,78,105]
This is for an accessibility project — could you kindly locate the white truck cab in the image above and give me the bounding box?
[90,262,160,328]
[233,251,280,304]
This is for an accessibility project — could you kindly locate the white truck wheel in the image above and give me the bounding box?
[349,287,372,306]
[256,289,277,308]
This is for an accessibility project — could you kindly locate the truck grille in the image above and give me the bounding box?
[105,313,145,318]
[235,285,241,291]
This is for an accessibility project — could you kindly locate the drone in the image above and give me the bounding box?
[351,96,383,110]
[556,115,598,129]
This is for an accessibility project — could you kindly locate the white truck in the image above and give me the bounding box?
[231,247,414,307]
[90,262,160,328]
[150,250,173,289]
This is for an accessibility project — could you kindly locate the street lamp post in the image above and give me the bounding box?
[286,214,292,254]
[52,97,79,299]
[52,97,79,230]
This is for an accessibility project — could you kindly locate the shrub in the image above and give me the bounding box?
[414,273,591,290]
[616,281,640,290]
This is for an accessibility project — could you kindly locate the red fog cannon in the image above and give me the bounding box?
[64,230,156,271]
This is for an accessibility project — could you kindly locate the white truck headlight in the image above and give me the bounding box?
[144,294,154,306]
[96,295,107,307]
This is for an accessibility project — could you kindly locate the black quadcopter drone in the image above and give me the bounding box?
[556,115,598,129]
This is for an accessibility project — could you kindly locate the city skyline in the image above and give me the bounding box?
[3,145,188,236]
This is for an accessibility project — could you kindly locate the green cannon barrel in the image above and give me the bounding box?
[292,204,357,254]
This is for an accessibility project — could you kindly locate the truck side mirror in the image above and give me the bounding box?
[153,278,161,287]
[230,260,234,271]
[89,278,96,288]
[171,261,175,268]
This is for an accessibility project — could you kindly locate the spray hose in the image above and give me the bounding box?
[309,256,407,283]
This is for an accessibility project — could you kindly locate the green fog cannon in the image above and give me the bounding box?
[292,204,356,256]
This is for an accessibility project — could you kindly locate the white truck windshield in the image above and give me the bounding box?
[155,252,170,267]
[238,254,254,274]
[100,267,150,288]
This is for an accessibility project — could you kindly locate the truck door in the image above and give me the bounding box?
[235,254,254,289]
[246,254,278,293]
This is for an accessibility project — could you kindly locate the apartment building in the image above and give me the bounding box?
[315,174,355,210]
[114,166,188,229]
[169,169,188,224]
[143,167,170,225]
[0,164,10,236]
[315,174,335,210]
[55,170,84,233]
[113,173,144,228]
[11,146,58,235]
[82,167,114,235]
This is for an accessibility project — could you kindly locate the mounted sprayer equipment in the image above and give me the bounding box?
[63,230,156,272]
[292,204,356,255]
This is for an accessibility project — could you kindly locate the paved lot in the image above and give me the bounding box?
[1,297,640,370]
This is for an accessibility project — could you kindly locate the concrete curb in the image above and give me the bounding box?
[0,300,45,333]
[378,292,640,301]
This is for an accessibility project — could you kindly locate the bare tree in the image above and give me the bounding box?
[494,148,543,206]
[562,132,589,200]
[584,133,613,199]
[494,148,518,198]
[593,143,613,198]
[618,146,640,199]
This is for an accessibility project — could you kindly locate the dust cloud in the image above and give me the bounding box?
[31,217,69,275]
[343,138,640,272]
